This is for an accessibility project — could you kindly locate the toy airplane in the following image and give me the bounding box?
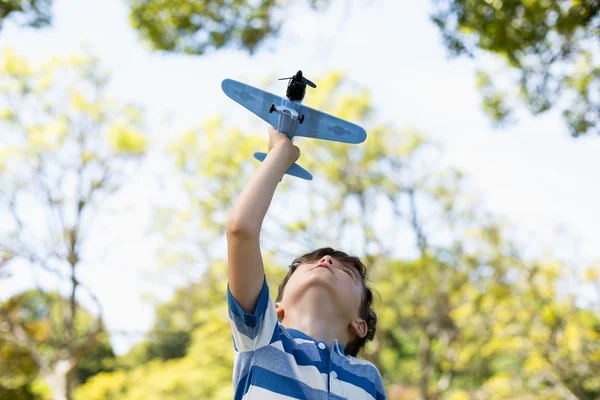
[221,70,367,180]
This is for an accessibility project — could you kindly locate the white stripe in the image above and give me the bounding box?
[242,385,299,400]
[253,296,278,349]
[293,338,316,346]
[269,341,328,391]
[229,316,255,352]
[229,296,278,351]
[346,356,375,366]
[331,376,375,400]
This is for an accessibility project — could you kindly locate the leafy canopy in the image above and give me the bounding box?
[432,0,600,137]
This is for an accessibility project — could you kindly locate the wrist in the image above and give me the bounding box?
[270,143,299,163]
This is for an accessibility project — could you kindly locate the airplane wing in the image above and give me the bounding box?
[221,79,284,128]
[293,104,367,144]
[254,152,313,180]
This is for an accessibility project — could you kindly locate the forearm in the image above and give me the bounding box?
[227,145,296,236]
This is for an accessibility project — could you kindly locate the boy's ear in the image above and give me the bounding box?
[275,302,285,322]
[350,318,368,339]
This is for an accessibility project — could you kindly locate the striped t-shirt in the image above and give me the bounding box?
[227,275,386,399]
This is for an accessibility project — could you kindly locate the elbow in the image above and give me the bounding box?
[226,218,259,239]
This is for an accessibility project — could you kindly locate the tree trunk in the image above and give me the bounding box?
[44,358,75,400]
[418,333,432,400]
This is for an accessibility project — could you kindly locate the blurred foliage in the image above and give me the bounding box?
[73,261,287,400]
[0,0,51,31]
[126,0,331,55]
[0,48,147,399]
[0,290,116,398]
[72,72,600,400]
[431,0,600,137]
[0,332,40,400]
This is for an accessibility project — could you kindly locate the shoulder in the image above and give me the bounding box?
[345,356,383,377]
[344,356,386,391]
[345,355,378,368]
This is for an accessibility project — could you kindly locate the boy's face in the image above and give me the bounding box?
[275,254,364,326]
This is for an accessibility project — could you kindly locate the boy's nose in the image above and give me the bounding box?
[319,255,334,265]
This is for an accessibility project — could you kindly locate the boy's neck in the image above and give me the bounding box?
[280,296,351,350]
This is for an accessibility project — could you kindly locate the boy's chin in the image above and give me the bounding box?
[289,279,341,301]
[301,273,337,288]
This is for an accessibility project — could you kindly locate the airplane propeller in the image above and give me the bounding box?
[278,70,317,88]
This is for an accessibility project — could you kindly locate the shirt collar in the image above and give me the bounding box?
[287,328,346,355]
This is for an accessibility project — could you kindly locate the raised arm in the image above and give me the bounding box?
[226,126,300,313]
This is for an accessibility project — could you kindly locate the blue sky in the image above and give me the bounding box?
[1,0,598,354]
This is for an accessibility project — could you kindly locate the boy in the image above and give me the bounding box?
[226,126,386,399]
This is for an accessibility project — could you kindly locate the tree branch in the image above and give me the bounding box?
[0,307,51,376]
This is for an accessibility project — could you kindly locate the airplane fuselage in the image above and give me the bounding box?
[270,98,303,140]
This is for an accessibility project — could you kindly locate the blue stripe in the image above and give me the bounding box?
[227,275,269,327]
[294,343,322,364]
[282,331,322,363]
[335,363,378,395]
[249,366,329,400]
[293,347,328,372]
[234,370,251,400]
[233,351,253,388]
[269,321,281,344]
[228,309,255,340]
[280,337,326,368]
[254,344,329,375]
[227,276,270,341]
[277,331,329,372]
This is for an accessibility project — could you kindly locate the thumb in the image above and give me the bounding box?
[291,142,301,161]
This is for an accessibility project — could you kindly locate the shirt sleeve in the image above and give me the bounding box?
[227,274,279,352]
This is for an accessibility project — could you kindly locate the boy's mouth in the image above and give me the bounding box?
[314,262,332,272]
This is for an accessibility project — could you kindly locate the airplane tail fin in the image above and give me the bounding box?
[253,152,313,181]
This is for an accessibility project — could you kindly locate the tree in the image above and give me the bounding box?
[0,324,40,400]
[0,0,52,31]
[0,290,116,399]
[0,48,147,400]
[431,0,600,137]
[126,0,331,55]
[477,259,600,399]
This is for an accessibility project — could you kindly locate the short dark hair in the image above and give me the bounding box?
[275,247,377,357]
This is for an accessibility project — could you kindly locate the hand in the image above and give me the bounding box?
[268,126,300,162]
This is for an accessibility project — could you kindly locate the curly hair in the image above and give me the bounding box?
[275,247,377,357]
